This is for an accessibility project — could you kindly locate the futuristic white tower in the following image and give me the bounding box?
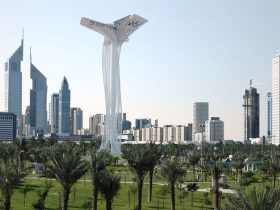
[80,15,147,155]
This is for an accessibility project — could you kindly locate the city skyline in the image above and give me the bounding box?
[0,1,279,140]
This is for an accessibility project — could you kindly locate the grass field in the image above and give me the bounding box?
[2,168,278,210]
[6,178,216,210]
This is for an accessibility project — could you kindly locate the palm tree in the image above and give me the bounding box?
[268,154,280,188]
[186,150,201,180]
[47,143,88,210]
[89,149,110,210]
[98,170,121,210]
[225,186,280,210]
[122,144,151,210]
[160,158,186,210]
[147,142,161,202]
[232,154,245,185]
[209,152,224,210]
[0,154,27,210]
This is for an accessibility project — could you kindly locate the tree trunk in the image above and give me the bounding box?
[273,174,276,189]
[92,177,99,210]
[148,169,154,202]
[106,198,112,210]
[193,165,195,180]
[62,188,70,210]
[3,194,11,210]
[213,172,220,210]
[137,178,144,210]
[170,181,175,210]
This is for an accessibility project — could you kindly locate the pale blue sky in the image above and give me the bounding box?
[0,0,279,140]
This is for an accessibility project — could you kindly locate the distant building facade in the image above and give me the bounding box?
[58,77,71,134]
[0,112,16,141]
[243,86,259,139]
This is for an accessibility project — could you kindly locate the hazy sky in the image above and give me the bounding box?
[0,0,279,140]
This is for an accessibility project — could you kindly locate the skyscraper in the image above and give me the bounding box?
[205,117,224,141]
[193,102,209,134]
[29,49,47,135]
[58,77,70,134]
[272,51,280,145]
[70,107,78,135]
[50,93,59,134]
[243,85,259,140]
[267,92,272,138]
[4,38,23,134]
[73,108,83,135]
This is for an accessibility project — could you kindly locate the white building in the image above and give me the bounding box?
[73,108,83,135]
[175,125,188,143]
[193,102,209,134]
[152,127,163,142]
[133,129,142,141]
[272,51,280,145]
[142,127,153,142]
[205,117,224,141]
[163,125,175,143]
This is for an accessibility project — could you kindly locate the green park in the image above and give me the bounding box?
[1,139,280,210]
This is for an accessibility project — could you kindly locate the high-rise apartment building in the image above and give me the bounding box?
[4,38,23,134]
[58,77,71,134]
[50,93,59,134]
[89,114,104,136]
[272,51,280,145]
[193,102,209,134]
[163,125,175,143]
[29,51,47,135]
[73,108,83,135]
[0,112,17,141]
[267,92,272,138]
[243,86,259,140]
[205,117,224,141]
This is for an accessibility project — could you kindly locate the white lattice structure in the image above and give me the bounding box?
[80,15,147,155]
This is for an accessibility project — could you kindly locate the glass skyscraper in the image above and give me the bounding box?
[4,38,23,134]
[58,77,71,134]
[29,51,47,135]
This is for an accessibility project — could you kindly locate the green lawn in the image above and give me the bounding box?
[6,178,214,210]
[2,171,279,210]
